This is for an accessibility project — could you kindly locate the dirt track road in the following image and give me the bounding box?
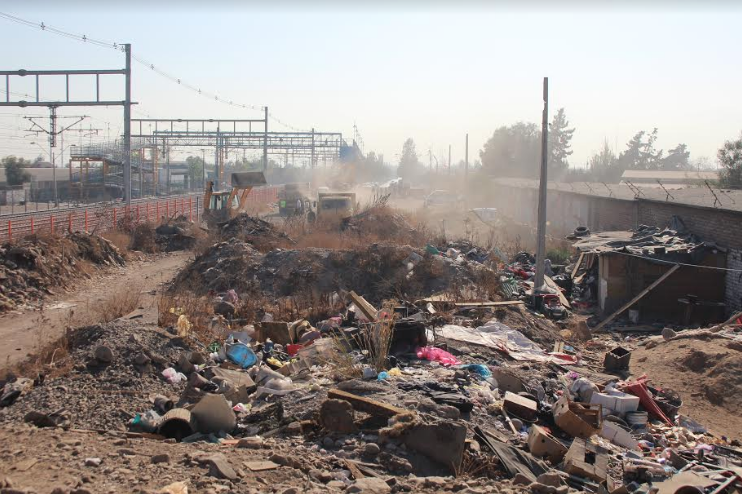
[0,251,191,368]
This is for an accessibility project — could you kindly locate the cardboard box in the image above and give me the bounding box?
[553,394,602,439]
[604,346,631,371]
[503,391,538,421]
[259,321,291,345]
[589,391,640,416]
[492,369,525,394]
[527,425,568,463]
[600,421,638,450]
[563,438,608,482]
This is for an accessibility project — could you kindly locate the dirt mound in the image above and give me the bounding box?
[131,216,200,253]
[173,239,497,305]
[0,320,191,431]
[217,213,292,251]
[0,233,125,313]
[344,205,426,246]
[631,335,742,439]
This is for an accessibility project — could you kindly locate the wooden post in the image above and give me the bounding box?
[50,215,55,234]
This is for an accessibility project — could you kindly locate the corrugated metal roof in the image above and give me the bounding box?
[492,177,742,213]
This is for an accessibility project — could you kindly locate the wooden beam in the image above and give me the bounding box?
[349,291,378,322]
[571,252,585,278]
[592,264,680,333]
[327,389,408,417]
[545,275,571,309]
[453,301,525,308]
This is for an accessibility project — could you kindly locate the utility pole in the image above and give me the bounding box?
[465,133,469,181]
[263,106,268,172]
[25,110,86,207]
[311,128,316,170]
[215,128,220,189]
[124,43,132,206]
[165,138,170,195]
[448,144,452,175]
[534,77,549,297]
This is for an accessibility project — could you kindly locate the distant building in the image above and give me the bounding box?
[0,167,70,202]
[620,169,718,186]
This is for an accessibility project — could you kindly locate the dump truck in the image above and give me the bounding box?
[307,192,356,223]
[277,183,312,217]
[202,171,267,227]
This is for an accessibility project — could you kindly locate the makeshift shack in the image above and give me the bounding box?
[573,223,727,324]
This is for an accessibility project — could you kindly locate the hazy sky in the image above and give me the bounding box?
[1,3,740,169]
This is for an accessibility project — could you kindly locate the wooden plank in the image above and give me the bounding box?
[453,301,525,308]
[592,264,680,333]
[545,275,571,309]
[571,252,585,278]
[327,389,408,417]
[349,291,378,322]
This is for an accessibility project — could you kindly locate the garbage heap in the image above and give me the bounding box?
[4,286,740,494]
[0,232,125,312]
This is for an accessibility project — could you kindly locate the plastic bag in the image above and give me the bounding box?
[226,343,258,369]
[459,363,492,378]
[176,314,191,337]
[416,346,460,366]
[161,367,187,384]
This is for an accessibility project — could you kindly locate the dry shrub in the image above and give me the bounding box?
[130,222,158,253]
[357,316,395,372]
[99,231,131,255]
[85,283,143,324]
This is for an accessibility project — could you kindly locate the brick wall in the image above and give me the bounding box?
[489,180,742,314]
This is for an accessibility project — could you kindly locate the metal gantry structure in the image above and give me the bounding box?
[2,43,349,205]
[0,44,134,205]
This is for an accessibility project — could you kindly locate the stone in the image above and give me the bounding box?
[94,346,113,364]
[662,328,677,340]
[403,422,466,471]
[151,454,171,464]
[423,477,448,488]
[529,482,557,494]
[363,443,381,456]
[319,399,357,434]
[177,354,195,374]
[285,421,303,435]
[237,436,264,449]
[347,477,391,494]
[190,394,236,434]
[555,487,569,494]
[513,473,531,486]
[214,301,236,318]
[327,481,346,489]
[536,472,564,488]
[84,458,102,468]
[134,352,151,366]
[204,454,238,481]
[322,437,335,449]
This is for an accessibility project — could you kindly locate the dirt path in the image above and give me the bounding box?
[0,251,191,368]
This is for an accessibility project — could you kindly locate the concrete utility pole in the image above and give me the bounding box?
[448,144,452,175]
[534,77,549,296]
[123,43,132,206]
[50,107,57,206]
[263,107,268,172]
[465,133,469,180]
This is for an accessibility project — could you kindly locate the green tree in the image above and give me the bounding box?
[480,122,541,178]
[548,108,575,173]
[662,143,691,170]
[618,129,663,171]
[2,156,32,186]
[185,155,204,186]
[397,138,423,180]
[718,133,742,187]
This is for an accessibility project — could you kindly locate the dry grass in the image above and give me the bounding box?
[158,291,217,346]
[99,231,131,256]
[356,315,395,372]
[84,283,143,324]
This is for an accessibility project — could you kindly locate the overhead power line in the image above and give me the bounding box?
[0,11,309,131]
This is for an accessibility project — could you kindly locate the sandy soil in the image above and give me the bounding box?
[630,335,742,441]
[0,251,191,368]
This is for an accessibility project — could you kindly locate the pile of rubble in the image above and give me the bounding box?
[173,239,496,305]
[217,213,293,251]
[0,232,125,312]
[343,205,426,246]
[132,216,200,253]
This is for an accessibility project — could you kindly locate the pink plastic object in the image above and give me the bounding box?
[416,346,461,366]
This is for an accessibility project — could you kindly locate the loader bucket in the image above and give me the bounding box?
[231,172,267,188]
